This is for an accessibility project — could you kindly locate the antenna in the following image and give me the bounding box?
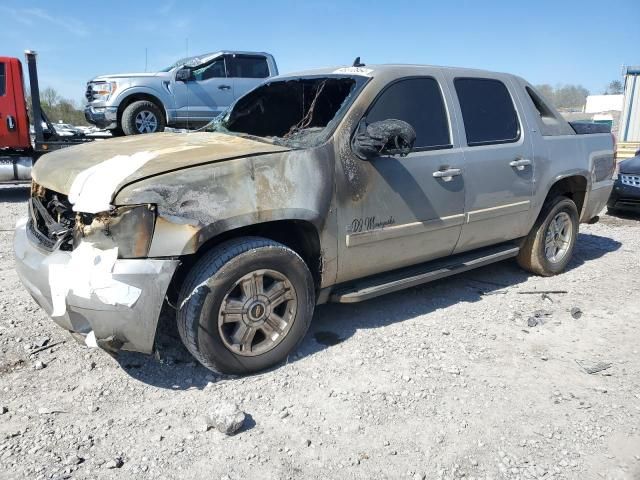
[185,38,189,131]
[352,57,365,67]
[145,48,148,72]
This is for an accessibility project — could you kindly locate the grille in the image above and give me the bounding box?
[85,83,93,102]
[621,174,640,188]
[28,187,76,251]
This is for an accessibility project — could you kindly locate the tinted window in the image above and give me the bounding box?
[367,77,450,149]
[226,56,269,78]
[0,63,5,96]
[454,78,520,146]
[192,59,226,80]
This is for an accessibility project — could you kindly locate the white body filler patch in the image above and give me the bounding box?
[45,243,141,317]
[68,151,159,213]
[332,67,374,76]
[68,145,205,213]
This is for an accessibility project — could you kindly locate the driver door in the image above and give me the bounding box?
[173,56,234,123]
[336,74,467,283]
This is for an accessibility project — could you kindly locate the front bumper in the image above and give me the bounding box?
[607,178,640,211]
[14,218,179,354]
[84,105,118,130]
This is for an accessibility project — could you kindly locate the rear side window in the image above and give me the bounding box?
[0,63,5,96]
[367,77,451,150]
[226,55,269,78]
[454,78,520,146]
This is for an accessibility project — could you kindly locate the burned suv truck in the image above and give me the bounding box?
[15,64,614,374]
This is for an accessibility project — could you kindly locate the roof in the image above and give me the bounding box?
[277,63,516,80]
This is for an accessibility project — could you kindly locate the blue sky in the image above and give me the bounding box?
[1,0,638,104]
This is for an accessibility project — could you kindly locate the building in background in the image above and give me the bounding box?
[618,66,640,159]
[585,94,623,114]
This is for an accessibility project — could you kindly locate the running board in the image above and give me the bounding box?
[330,244,520,303]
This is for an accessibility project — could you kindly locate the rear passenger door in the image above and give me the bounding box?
[225,54,270,100]
[445,74,535,253]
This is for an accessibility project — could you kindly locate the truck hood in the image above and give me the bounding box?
[619,155,640,174]
[32,132,290,213]
[92,72,161,80]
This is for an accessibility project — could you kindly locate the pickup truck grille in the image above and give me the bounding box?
[85,83,93,102]
[621,174,640,188]
[28,186,76,252]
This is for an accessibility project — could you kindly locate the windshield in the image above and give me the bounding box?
[160,54,212,72]
[209,75,368,148]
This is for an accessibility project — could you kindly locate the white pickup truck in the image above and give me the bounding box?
[84,51,278,135]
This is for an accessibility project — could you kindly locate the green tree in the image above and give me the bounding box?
[535,84,589,110]
[606,80,623,95]
[535,84,555,104]
[25,86,88,126]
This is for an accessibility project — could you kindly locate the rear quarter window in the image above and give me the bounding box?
[454,77,520,146]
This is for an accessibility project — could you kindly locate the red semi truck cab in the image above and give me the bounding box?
[1,51,94,184]
[0,57,31,151]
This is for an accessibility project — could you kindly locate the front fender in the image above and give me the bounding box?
[111,85,171,113]
[114,147,334,256]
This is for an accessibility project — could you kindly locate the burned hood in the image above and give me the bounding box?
[32,132,290,213]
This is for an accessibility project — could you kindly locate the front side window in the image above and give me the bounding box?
[192,58,226,81]
[215,75,367,148]
[454,78,520,146]
[226,55,269,79]
[366,77,451,149]
[0,63,6,96]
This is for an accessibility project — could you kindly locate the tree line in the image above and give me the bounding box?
[27,87,88,126]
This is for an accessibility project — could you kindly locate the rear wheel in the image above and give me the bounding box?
[121,100,165,135]
[177,237,315,374]
[517,196,579,276]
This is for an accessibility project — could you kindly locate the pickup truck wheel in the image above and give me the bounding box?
[121,100,165,135]
[177,237,315,375]
[517,196,579,276]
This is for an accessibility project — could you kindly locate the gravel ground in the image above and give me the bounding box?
[1,185,639,480]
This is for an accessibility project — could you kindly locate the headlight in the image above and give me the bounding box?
[91,81,117,101]
[75,205,156,258]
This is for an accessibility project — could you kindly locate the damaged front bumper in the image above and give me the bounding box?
[14,218,179,354]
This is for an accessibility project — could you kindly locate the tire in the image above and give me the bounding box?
[177,237,315,375]
[121,100,165,135]
[517,196,579,276]
[109,126,124,137]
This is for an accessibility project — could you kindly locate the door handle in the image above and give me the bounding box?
[432,168,462,182]
[218,85,232,90]
[509,158,532,171]
[7,116,16,131]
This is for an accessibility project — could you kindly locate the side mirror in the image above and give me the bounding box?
[176,67,192,81]
[352,119,416,160]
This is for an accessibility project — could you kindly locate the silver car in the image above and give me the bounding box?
[84,51,278,135]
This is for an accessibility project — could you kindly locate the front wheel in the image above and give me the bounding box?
[517,196,579,276]
[121,100,165,135]
[177,237,315,375]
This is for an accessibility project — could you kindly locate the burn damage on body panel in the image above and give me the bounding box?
[335,106,371,202]
[214,76,361,149]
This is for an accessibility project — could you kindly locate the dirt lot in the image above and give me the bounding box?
[0,185,639,480]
